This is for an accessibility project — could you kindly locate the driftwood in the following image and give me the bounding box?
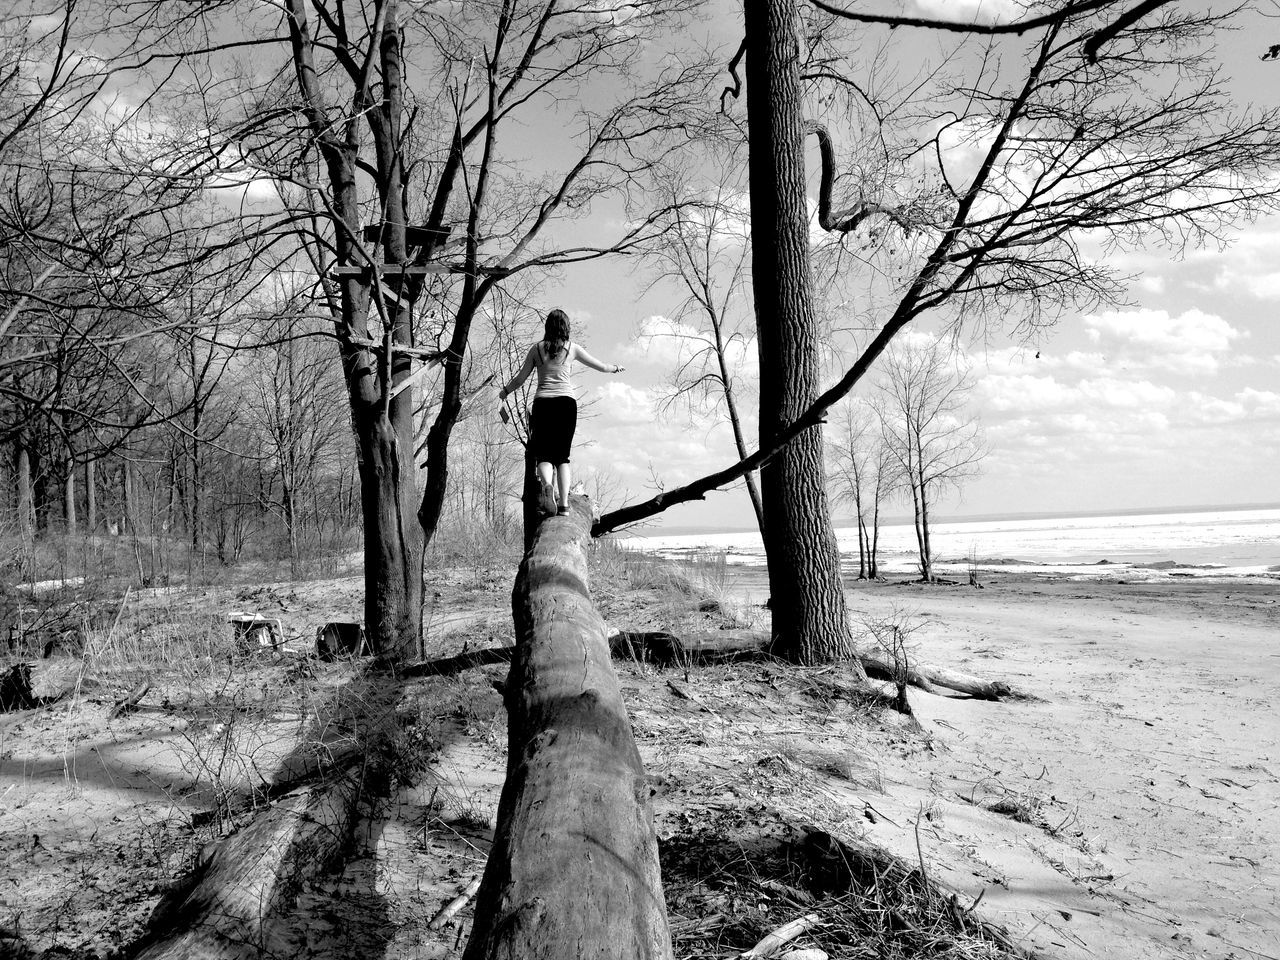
[858,650,1020,700]
[429,875,483,930]
[739,913,821,958]
[128,773,362,960]
[123,671,400,959]
[108,681,150,720]
[463,496,672,960]
[611,630,1027,701]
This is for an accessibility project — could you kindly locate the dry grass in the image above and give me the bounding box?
[662,811,1020,960]
[3,535,1040,960]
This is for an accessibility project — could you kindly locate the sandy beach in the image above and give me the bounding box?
[720,570,1280,960]
[1,564,1276,958]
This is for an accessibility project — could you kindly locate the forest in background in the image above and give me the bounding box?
[4,0,1278,664]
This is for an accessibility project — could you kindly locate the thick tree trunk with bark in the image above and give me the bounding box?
[744,0,858,667]
[464,496,671,960]
[355,410,423,661]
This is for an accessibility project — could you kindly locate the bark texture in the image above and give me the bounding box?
[744,0,857,666]
[123,672,399,960]
[463,496,671,960]
[127,776,361,960]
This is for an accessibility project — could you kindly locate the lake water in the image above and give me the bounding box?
[621,506,1280,581]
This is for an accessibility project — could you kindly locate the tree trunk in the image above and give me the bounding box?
[85,459,97,532]
[63,420,77,533]
[122,455,135,535]
[463,497,671,960]
[919,479,934,582]
[14,435,35,548]
[744,0,858,668]
[855,493,868,580]
[356,411,423,661]
[717,316,766,539]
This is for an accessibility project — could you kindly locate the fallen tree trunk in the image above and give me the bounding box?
[124,671,400,959]
[402,645,514,678]
[463,496,672,960]
[128,773,362,960]
[611,630,1027,701]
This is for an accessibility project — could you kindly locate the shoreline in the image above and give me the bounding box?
[719,568,1280,959]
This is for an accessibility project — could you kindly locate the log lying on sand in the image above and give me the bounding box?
[609,630,766,665]
[124,672,400,960]
[463,495,672,960]
[128,773,362,960]
[611,630,1027,701]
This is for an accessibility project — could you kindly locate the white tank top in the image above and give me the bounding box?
[534,341,575,399]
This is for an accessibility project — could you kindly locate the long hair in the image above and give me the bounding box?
[543,308,570,360]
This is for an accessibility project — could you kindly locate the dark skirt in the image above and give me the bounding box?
[530,396,577,464]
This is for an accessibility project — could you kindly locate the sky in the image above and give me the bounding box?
[26,0,1279,534]
[522,1,1280,532]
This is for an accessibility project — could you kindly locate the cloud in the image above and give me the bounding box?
[1082,308,1243,375]
[623,314,758,380]
[595,381,660,425]
[912,0,1028,24]
[1206,226,1280,300]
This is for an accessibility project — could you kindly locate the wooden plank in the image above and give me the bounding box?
[387,359,441,401]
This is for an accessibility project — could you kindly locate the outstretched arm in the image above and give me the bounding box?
[574,343,625,375]
[499,346,537,399]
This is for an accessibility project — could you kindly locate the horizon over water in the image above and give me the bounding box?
[621,504,1280,581]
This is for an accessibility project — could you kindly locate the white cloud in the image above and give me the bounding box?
[1082,308,1243,375]
[595,381,660,425]
[1205,226,1280,301]
[1238,388,1280,419]
[1074,377,1177,409]
[912,0,1028,24]
[624,314,757,379]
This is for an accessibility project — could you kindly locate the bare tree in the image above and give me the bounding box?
[596,1,1280,666]
[827,396,899,580]
[162,0,708,656]
[244,311,349,577]
[643,167,765,536]
[877,338,984,583]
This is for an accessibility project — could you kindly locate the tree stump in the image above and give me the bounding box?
[463,495,672,960]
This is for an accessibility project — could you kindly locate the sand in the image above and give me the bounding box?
[1,569,1276,958]
[724,571,1280,960]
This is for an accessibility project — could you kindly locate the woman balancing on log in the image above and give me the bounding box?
[497,308,625,516]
